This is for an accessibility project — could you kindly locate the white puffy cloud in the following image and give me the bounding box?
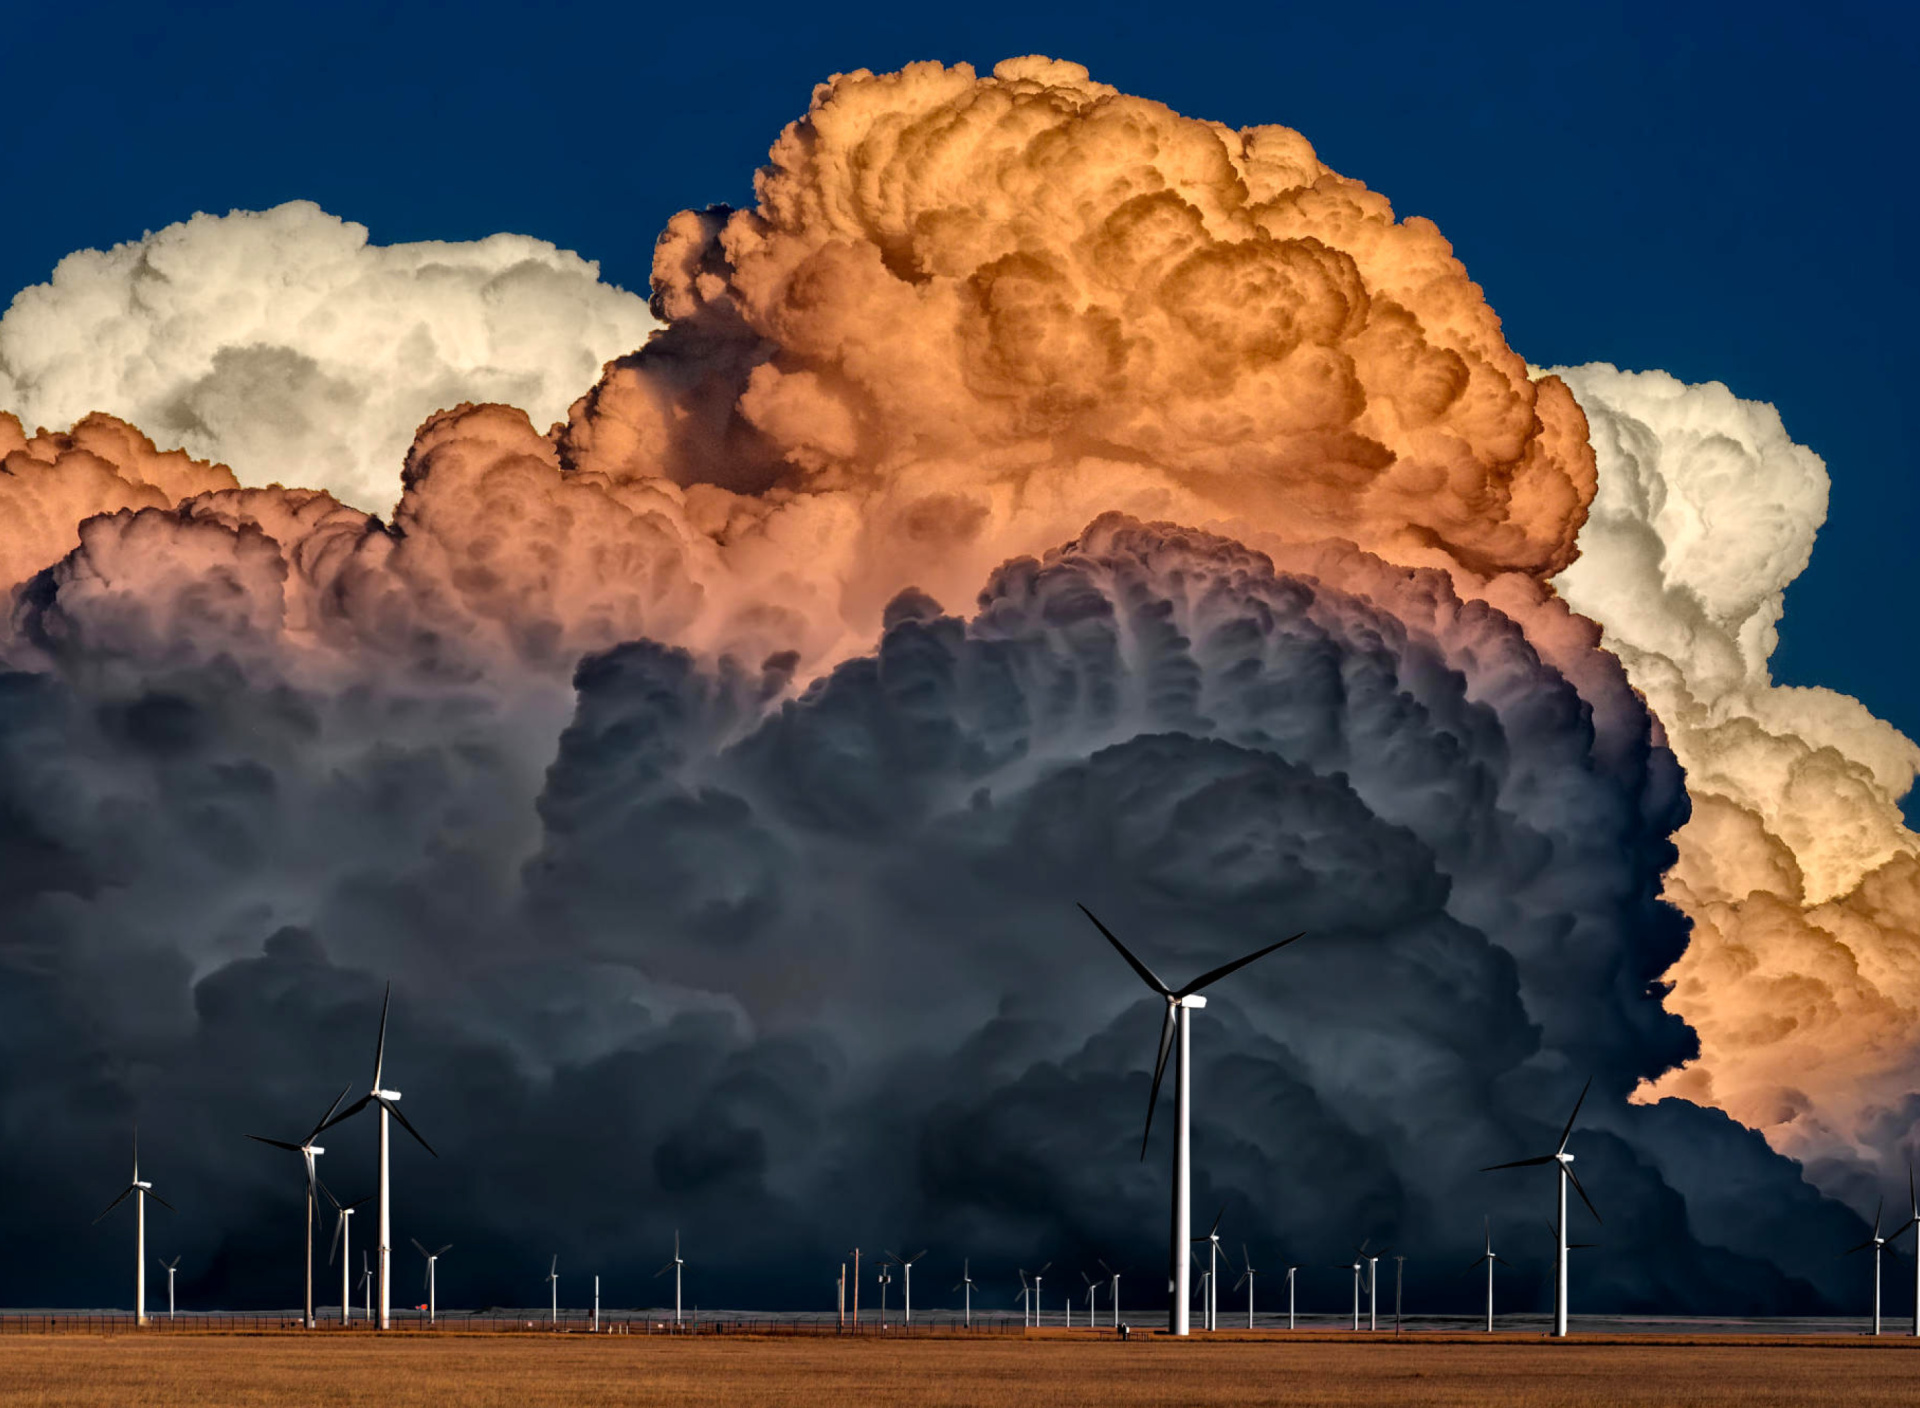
[0,202,656,512]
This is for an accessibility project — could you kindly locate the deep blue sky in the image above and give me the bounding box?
[7,1,1916,812]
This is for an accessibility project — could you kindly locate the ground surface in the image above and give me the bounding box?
[3,1332,1920,1406]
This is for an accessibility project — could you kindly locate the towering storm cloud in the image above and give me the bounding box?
[0,202,656,512]
[0,57,1903,1312]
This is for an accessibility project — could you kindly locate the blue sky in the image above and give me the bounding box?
[6,0,1915,812]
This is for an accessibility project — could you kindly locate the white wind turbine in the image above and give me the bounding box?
[1016,1270,1032,1328]
[1846,1199,1893,1336]
[1283,1262,1299,1330]
[656,1231,685,1325]
[323,1183,370,1322]
[1481,1077,1600,1338]
[359,1251,372,1322]
[953,1260,975,1327]
[93,1128,173,1328]
[1192,1208,1225,1330]
[1233,1244,1256,1329]
[159,1256,181,1319]
[545,1256,559,1326]
[1364,1245,1388,1331]
[1466,1217,1505,1333]
[1082,1271,1101,1327]
[1339,1248,1363,1330]
[876,1263,892,1325]
[248,1084,349,1329]
[413,1239,451,1324]
[1099,1259,1123,1328]
[1030,1262,1051,1328]
[885,1249,926,1324]
[1392,1255,1406,1333]
[318,983,437,1330]
[1079,905,1303,1336]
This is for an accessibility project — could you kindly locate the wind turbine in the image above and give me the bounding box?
[546,1256,559,1326]
[885,1249,926,1324]
[1082,1271,1101,1328]
[159,1257,180,1319]
[1466,1217,1505,1333]
[248,1084,349,1329]
[323,1183,370,1323]
[1233,1245,1257,1328]
[318,983,438,1330]
[94,1127,173,1327]
[1364,1244,1389,1331]
[1340,1250,1363,1330]
[1889,1166,1920,1339]
[1030,1262,1051,1328]
[1283,1263,1299,1330]
[656,1231,685,1326]
[1016,1270,1032,1328]
[954,1260,975,1327]
[1079,905,1303,1336]
[1099,1259,1123,1328]
[1846,1198,1892,1336]
[412,1239,451,1324]
[876,1263,892,1325]
[1192,1208,1225,1330]
[359,1250,372,1322]
[1481,1076,1600,1338]
[1193,1253,1210,1332]
[1392,1255,1406,1334]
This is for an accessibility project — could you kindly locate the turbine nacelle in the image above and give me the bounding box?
[374,1089,401,1102]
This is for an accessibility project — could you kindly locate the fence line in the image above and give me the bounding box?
[0,1312,1041,1336]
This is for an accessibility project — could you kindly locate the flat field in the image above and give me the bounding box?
[3,1331,1920,1407]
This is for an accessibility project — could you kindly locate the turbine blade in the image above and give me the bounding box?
[1140,1000,1176,1161]
[1555,1076,1594,1155]
[1874,1196,1885,1239]
[317,1093,375,1135]
[1565,1164,1602,1224]
[1464,1254,1491,1272]
[1175,932,1305,998]
[913,1249,927,1263]
[1078,904,1171,996]
[246,1135,304,1152]
[412,1238,429,1258]
[146,1189,176,1213]
[1210,1206,1224,1237]
[92,1186,135,1224]
[381,1097,438,1158]
[438,1245,453,1257]
[1844,1239,1877,1256]
[307,1082,354,1142]
[373,981,391,1089]
[1481,1156,1556,1171]
[330,1217,344,1265]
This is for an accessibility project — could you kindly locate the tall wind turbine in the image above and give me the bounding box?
[1193,1208,1225,1330]
[546,1256,559,1326]
[412,1239,451,1324]
[1846,1199,1892,1336]
[1466,1217,1504,1332]
[1082,1271,1101,1328]
[1016,1270,1032,1328]
[159,1256,181,1319]
[954,1260,975,1327]
[94,1128,173,1328]
[359,1250,372,1322]
[248,1084,348,1329]
[1365,1245,1387,1331]
[1890,1166,1920,1339]
[656,1231,685,1325]
[1481,1076,1600,1338]
[1099,1259,1123,1328]
[1079,905,1303,1335]
[323,1183,370,1323]
[1233,1245,1257,1328]
[1342,1250,1362,1331]
[886,1249,926,1324]
[319,983,438,1330]
[1392,1255,1406,1334]
[1030,1262,1051,1328]
[876,1263,892,1325]
[1283,1263,1298,1330]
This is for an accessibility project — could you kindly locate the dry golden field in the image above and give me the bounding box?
[3,1331,1920,1407]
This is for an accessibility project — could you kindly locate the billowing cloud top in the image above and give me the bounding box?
[0,202,656,512]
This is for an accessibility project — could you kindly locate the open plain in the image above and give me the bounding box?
[3,1333,1920,1408]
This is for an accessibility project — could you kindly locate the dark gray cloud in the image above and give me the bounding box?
[0,513,1883,1316]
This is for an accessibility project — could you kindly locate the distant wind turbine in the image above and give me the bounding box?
[359,1250,372,1322]
[1283,1263,1299,1330]
[323,1182,370,1323]
[1341,1250,1363,1331]
[1099,1259,1123,1328]
[1079,905,1303,1336]
[412,1239,451,1324]
[94,1127,173,1328]
[1082,1271,1101,1327]
[248,1084,348,1329]
[885,1249,926,1324]
[1016,1270,1032,1328]
[1392,1255,1406,1334]
[159,1256,181,1319]
[1466,1217,1505,1333]
[546,1256,559,1326]
[656,1231,685,1326]
[1233,1245,1257,1328]
[318,983,438,1330]
[1846,1198,1893,1336]
[1889,1166,1920,1340]
[1030,1262,1051,1328]
[1364,1244,1388,1331]
[953,1260,975,1327]
[1481,1076,1600,1338]
[1192,1208,1225,1330]
[876,1263,892,1325]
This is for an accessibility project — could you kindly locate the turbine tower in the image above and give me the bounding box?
[877,1263,892,1325]
[885,1249,926,1324]
[323,1183,370,1323]
[953,1260,975,1327]
[1846,1199,1892,1336]
[1481,1076,1600,1338]
[656,1231,685,1325]
[1016,1270,1031,1328]
[1099,1259,1122,1328]
[319,984,438,1330]
[159,1256,180,1319]
[412,1239,451,1324]
[1890,1166,1920,1339]
[248,1084,348,1329]
[94,1128,173,1328]
[1467,1217,1504,1333]
[1192,1208,1225,1330]
[1233,1245,1256,1328]
[1365,1245,1387,1331]
[1030,1262,1051,1328]
[546,1256,559,1326]
[1079,904,1302,1336]
[1082,1271,1102,1328]
[1283,1263,1298,1330]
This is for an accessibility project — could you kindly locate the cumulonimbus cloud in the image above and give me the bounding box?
[0,57,1903,1308]
[0,201,656,512]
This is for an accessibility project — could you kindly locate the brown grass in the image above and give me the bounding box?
[2,1331,1920,1407]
